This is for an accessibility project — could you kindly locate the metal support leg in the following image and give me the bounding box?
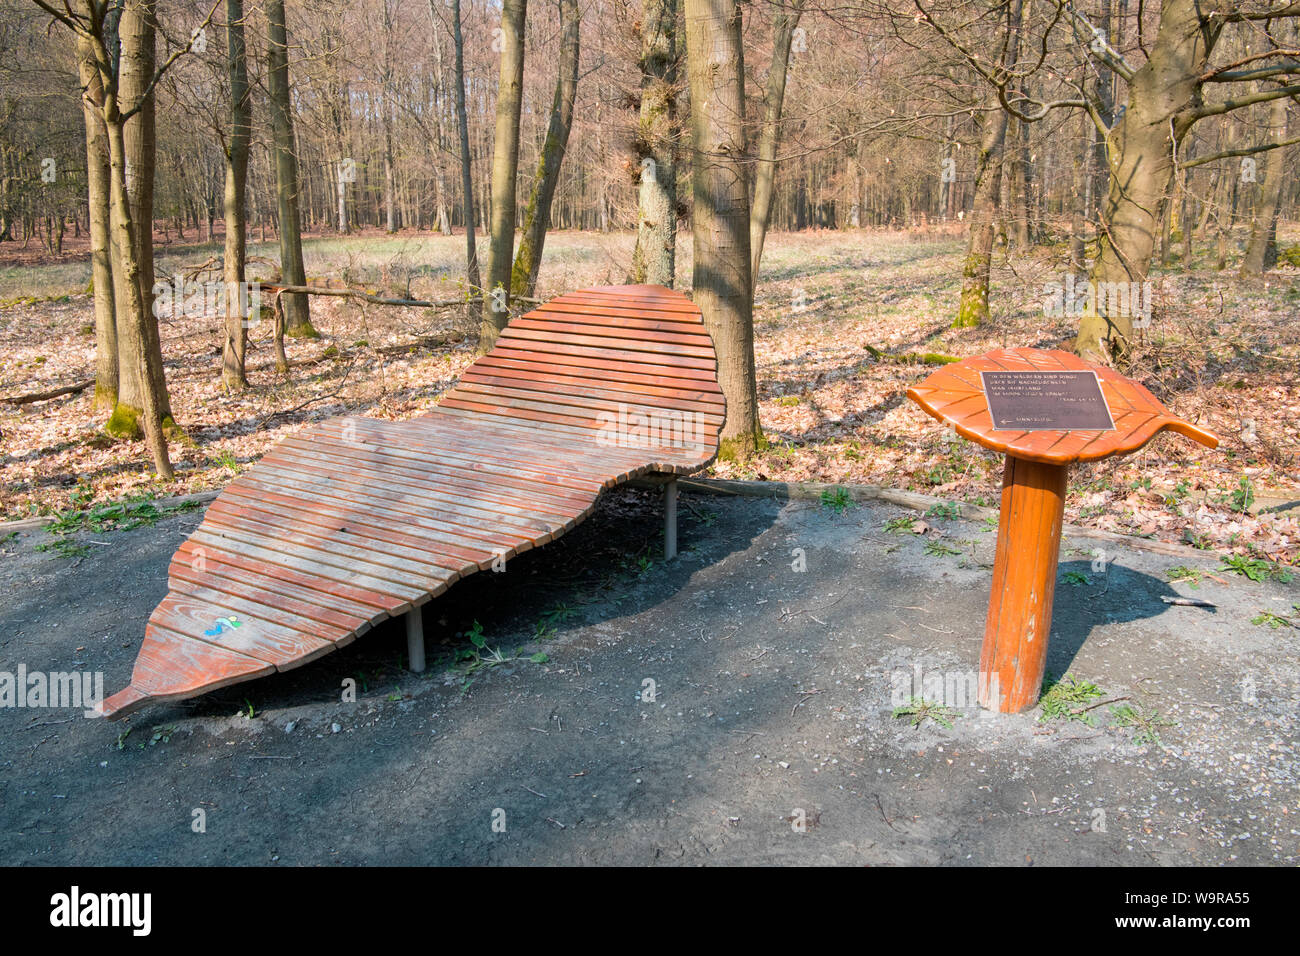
[406,605,426,673]
[664,477,678,560]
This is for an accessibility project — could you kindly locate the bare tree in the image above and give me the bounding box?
[267,0,312,338]
[479,0,526,352]
[510,0,579,297]
[221,0,252,390]
[629,0,680,287]
[750,0,805,282]
[918,0,1300,361]
[1241,96,1291,274]
[685,0,760,453]
[30,0,211,476]
[76,31,117,411]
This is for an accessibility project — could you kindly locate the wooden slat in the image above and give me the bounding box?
[175,540,397,614]
[533,300,706,322]
[452,376,728,419]
[445,384,725,434]
[498,325,716,360]
[235,462,571,538]
[488,339,716,372]
[512,315,715,346]
[466,356,725,403]
[267,435,604,508]
[169,550,377,630]
[337,423,650,487]
[288,423,610,493]
[188,527,434,603]
[425,407,716,470]
[207,493,505,571]
[486,345,719,383]
[100,625,273,718]
[200,508,458,581]
[223,481,543,551]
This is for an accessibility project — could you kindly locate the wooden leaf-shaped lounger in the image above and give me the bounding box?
[100,285,724,719]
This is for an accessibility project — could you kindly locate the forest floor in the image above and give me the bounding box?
[2,226,1298,564]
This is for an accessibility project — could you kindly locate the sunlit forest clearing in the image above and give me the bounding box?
[5,225,1297,560]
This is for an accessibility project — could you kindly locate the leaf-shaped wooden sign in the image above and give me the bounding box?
[906,348,1218,464]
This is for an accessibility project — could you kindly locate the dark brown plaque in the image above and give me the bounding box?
[980,370,1115,431]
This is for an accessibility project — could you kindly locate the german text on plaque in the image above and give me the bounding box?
[980,370,1115,431]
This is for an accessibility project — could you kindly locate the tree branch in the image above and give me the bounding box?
[1180,133,1300,168]
[1187,81,1300,120]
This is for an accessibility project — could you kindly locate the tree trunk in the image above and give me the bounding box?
[1179,138,1197,264]
[628,0,680,287]
[222,0,252,391]
[106,116,172,477]
[1069,110,1088,273]
[685,0,760,454]
[953,104,1010,328]
[267,0,313,339]
[428,10,454,237]
[382,0,398,234]
[110,0,174,438]
[1090,0,1118,223]
[449,0,480,317]
[1215,169,1239,271]
[76,5,174,478]
[510,0,580,298]
[121,0,157,317]
[748,0,804,284]
[336,149,349,233]
[1010,110,1032,248]
[478,0,527,352]
[383,135,396,232]
[1241,96,1290,275]
[938,115,954,222]
[1077,0,1208,363]
[77,32,118,412]
[953,0,1023,328]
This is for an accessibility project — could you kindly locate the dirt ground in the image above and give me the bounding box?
[2,488,1296,866]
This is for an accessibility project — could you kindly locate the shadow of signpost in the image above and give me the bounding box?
[1044,557,1209,678]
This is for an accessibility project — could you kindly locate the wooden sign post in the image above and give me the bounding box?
[907,349,1218,713]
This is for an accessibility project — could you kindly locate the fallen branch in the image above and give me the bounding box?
[2,379,94,405]
[260,282,543,310]
[863,344,961,365]
[375,332,466,355]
